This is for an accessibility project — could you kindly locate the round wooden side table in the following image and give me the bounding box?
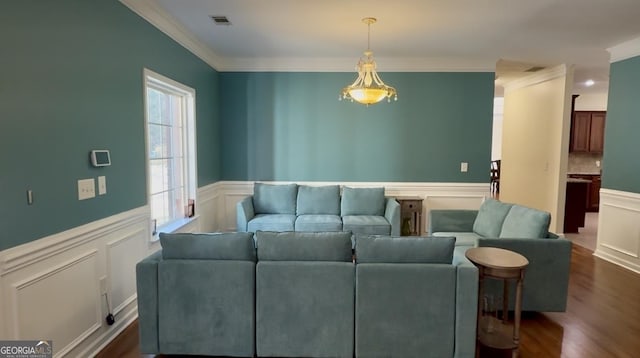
[465,247,529,358]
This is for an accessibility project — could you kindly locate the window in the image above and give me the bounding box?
[144,69,196,236]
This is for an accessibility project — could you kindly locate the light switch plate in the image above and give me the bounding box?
[98,176,106,195]
[99,276,107,295]
[461,162,468,172]
[78,178,95,200]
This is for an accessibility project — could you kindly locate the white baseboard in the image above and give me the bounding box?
[594,189,640,274]
[75,306,139,358]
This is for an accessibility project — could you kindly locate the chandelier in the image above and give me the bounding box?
[340,17,397,105]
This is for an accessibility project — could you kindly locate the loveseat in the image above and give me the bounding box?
[428,198,572,312]
[237,183,401,236]
[136,231,478,358]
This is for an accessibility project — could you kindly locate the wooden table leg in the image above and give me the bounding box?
[476,267,484,358]
[513,271,524,358]
[502,279,509,322]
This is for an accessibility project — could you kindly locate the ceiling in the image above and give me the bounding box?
[126,0,640,96]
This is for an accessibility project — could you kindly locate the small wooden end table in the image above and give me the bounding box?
[396,197,423,236]
[465,247,529,358]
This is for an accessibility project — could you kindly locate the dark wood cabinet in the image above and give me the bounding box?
[589,112,606,152]
[571,112,591,152]
[589,176,601,212]
[570,111,606,153]
[564,180,589,233]
[568,174,601,212]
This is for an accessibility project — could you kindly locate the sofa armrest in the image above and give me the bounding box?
[136,250,163,354]
[452,248,478,358]
[236,196,255,232]
[478,236,572,311]
[428,210,478,235]
[384,198,401,236]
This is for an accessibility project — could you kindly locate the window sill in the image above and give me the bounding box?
[150,215,199,242]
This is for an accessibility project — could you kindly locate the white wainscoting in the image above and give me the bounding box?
[0,180,487,356]
[595,189,640,274]
[197,181,224,233]
[208,181,490,233]
[0,207,159,357]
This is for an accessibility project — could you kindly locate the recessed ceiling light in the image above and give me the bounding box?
[585,79,595,87]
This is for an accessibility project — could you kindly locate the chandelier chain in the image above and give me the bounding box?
[367,21,371,51]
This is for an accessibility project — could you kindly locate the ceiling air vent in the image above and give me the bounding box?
[525,66,545,72]
[211,16,231,25]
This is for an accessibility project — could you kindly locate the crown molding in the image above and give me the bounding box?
[120,0,495,73]
[503,64,571,93]
[119,0,225,70]
[220,57,497,72]
[608,36,640,63]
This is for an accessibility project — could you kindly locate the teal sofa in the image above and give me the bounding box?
[237,183,401,236]
[428,198,572,312]
[136,231,478,358]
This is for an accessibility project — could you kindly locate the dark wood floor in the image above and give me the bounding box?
[98,245,640,358]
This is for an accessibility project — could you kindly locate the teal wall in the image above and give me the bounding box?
[220,72,494,182]
[0,0,220,250]
[602,56,640,194]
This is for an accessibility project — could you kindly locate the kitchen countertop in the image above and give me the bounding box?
[568,172,601,175]
[567,178,592,183]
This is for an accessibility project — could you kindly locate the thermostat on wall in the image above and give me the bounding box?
[90,150,111,167]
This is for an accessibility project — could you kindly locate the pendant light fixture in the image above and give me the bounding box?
[340,17,397,105]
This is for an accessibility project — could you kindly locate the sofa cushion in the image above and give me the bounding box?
[472,198,513,237]
[343,215,391,235]
[157,260,256,356]
[256,261,354,357]
[253,183,298,214]
[295,214,343,232]
[296,185,340,215]
[355,235,455,264]
[341,187,385,216]
[256,231,352,262]
[500,205,551,238]
[355,264,455,358]
[160,232,256,261]
[247,214,296,232]
[432,232,481,247]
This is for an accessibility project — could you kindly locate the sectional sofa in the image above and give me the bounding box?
[428,198,572,312]
[136,231,478,358]
[236,183,401,236]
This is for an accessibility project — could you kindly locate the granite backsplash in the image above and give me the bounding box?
[568,152,602,174]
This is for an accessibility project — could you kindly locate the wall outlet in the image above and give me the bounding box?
[99,276,107,295]
[78,178,96,200]
[460,162,468,172]
[596,160,601,168]
[98,176,107,195]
